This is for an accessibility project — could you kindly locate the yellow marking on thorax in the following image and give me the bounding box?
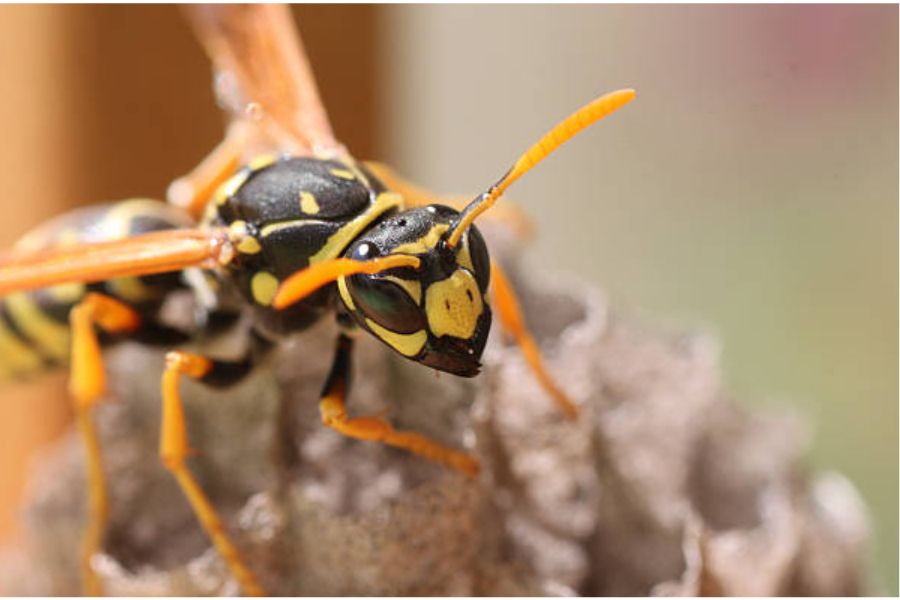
[0,312,46,375]
[392,224,449,256]
[251,271,280,306]
[4,293,71,361]
[424,269,483,339]
[238,235,262,254]
[365,319,427,357]
[214,170,250,205]
[229,220,262,254]
[342,159,372,187]
[260,219,322,238]
[337,276,355,311]
[248,154,277,171]
[309,192,403,263]
[299,191,320,214]
[382,275,422,305]
[330,168,355,180]
[262,192,403,241]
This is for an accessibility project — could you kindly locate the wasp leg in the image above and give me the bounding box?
[319,334,480,477]
[167,122,248,220]
[364,162,534,239]
[68,293,141,596]
[489,260,579,419]
[160,350,265,597]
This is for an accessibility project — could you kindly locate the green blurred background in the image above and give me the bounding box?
[0,4,895,593]
[380,5,897,592]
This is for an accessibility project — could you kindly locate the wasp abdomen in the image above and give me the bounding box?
[0,200,190,381]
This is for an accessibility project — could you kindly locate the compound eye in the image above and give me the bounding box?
[351,241,377,261]
[349,275,426,334]
[465,226,491,292]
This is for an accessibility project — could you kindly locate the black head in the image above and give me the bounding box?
[338,204,492,377]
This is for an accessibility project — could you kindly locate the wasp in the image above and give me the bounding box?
[0,5,634,596]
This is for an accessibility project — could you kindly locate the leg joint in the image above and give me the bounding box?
[165,350,213,380]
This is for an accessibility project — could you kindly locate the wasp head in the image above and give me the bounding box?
[339,205,492,377]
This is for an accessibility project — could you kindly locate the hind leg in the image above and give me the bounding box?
[68,293,141,595]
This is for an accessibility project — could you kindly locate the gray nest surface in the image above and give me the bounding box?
[0,231,870,596]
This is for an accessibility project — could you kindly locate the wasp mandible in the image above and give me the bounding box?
[0,5,635,596]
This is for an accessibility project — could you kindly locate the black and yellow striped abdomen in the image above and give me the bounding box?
[0,199,191,381]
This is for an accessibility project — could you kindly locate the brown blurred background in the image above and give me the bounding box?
[0,5,895,593]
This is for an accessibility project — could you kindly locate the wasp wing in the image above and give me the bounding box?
[0,228,230,296]
[185,4,342,157]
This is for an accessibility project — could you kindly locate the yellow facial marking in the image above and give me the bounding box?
[456,236,475,273]
[425,269,483,339]
[214,170,249,205]
[365,319,427,357]
[330,168,355,180]
[248,154,277,171]
[299,191,320,214]
[392,223,450,256]
[383,275,422,305]
[337,276,355,311]
[251,271,280,306]
[309,192,402,263]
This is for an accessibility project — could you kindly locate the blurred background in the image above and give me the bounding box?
[0,5,895,593]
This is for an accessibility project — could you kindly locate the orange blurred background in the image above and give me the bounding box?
[0,0,378,556]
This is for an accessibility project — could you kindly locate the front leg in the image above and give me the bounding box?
[319,333,480,477]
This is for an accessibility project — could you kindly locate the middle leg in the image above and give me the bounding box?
[159,349,266,596]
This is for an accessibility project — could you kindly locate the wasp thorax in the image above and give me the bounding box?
[338,205,492,377]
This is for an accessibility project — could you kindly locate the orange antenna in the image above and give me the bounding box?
[273,255,421,310]
[446,88,636,248]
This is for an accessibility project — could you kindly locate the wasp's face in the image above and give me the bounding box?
[339,205,492,377]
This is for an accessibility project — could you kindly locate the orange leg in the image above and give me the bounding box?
[68,293,141,596]
[167,123,248,220]
[489,261,579,419]
[364,162,534,239]
[319,334,480,477]
[160,351,265,596]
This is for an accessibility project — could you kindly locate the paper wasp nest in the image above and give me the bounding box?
[0,232,870,595]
